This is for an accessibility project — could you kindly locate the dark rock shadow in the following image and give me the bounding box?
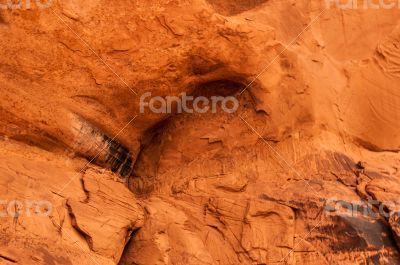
[206,0,269,16]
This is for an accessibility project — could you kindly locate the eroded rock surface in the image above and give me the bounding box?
[0,0,400,264]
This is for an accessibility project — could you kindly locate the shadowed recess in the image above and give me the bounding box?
[206,0,269,16]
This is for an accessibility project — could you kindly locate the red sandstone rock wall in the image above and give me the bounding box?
[0,0,399,264]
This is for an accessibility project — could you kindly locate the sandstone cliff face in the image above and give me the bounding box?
[0,0,400,264]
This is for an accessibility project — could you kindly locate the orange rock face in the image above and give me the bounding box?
[0,0,400,264]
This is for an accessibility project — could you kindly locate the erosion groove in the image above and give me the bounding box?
[71,116,134,177]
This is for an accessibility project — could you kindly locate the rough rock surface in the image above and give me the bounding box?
[0,0,400,264]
